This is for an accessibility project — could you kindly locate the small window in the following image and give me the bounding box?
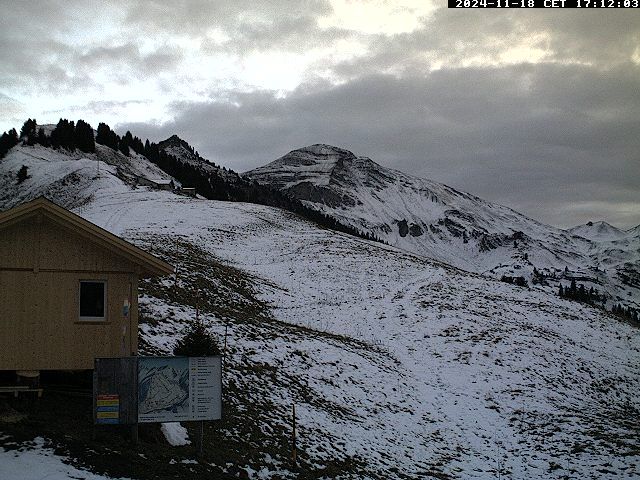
[80,281,106,320]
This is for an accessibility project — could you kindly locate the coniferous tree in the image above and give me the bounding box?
[173,320,221,357]
[118,136,130,156]
[36,128,49,147]
[20,118,37,145]
[74,119,95,153]
[130,135,144,155]
[50,118,76,151]
[96,122,120,150]
[578,284,586,302]
[0,129,19,158]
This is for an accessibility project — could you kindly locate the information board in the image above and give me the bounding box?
[96,394,120,424]
[137,356,222,423]
[93,357,138,425]
[94,356,222,425]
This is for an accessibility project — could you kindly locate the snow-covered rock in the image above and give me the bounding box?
[161,423,191,446]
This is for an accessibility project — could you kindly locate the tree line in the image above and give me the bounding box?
[611,304,639,323]
[558,279,606,306]
[558,278,638,323]
[14,118,96,153]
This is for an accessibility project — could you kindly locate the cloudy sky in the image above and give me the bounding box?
[1,1,639,229]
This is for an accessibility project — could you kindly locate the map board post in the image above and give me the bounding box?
[93,357,138,425]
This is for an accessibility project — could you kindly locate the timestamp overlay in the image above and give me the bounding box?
[450,0,638,7]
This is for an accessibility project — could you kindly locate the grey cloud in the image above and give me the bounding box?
[78,44,140,67]
[43,99,149,116]
[0,36,85,92]
[119,63,640,229]
[539,10,640,65]
[332,8,640,79]
[78,43,184,78]
[0,93,26,131]
[0,2,184,95]
[123,0,332,36]
[201,14,354,55]
[119,0,354,58]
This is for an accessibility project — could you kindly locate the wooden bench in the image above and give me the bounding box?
[0,386,43,398]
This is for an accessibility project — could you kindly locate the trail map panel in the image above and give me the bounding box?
[138,357,190,423]
[137,356,222,423]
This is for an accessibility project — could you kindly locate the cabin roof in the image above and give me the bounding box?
[0,197,174,277]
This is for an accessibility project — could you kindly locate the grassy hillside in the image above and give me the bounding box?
[1,143,639,479]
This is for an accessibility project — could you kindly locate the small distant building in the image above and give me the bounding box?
[153,179,174,191]
[180,187,196,197]
[134,176,175,191]
[0,197,173,373]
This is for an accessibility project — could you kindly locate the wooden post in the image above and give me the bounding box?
[223,323,229,368]
[291,403,297,465]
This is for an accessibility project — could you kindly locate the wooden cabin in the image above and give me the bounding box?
[0,197,173,373]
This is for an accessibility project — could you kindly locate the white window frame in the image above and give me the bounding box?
[79,280,107,322]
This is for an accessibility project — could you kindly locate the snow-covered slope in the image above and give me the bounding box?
[246,144,640,310]
[1,143,639,479]
[0,143,175,211]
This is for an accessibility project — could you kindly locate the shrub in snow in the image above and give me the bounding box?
[173,320,221,357]
[16,165,29,184]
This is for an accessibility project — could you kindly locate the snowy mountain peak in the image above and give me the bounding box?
[158,135,226,173]
[299,143,358,159]
[253,144,359,185]
[567,220,627,241]
[249,144,395,208]
[158,134,192,153]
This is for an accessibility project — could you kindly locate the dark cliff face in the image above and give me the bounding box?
[286,182,358,208]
